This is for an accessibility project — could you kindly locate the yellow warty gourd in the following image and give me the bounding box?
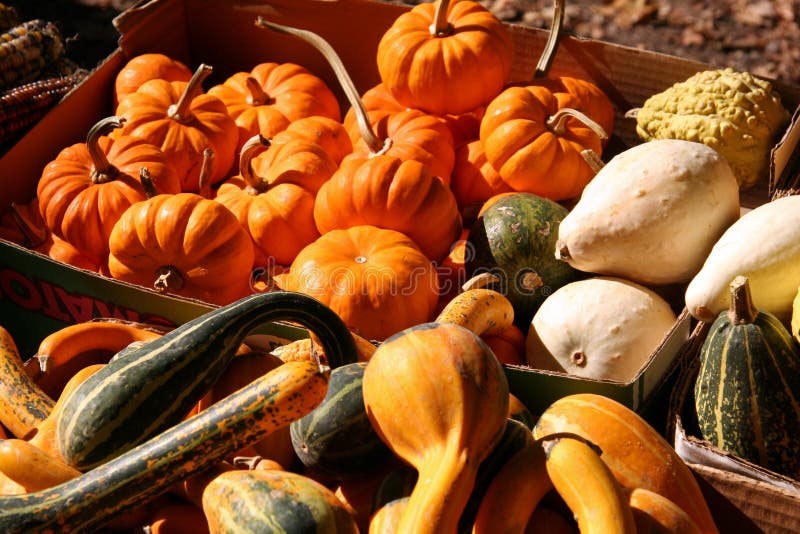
[634,67,790,189]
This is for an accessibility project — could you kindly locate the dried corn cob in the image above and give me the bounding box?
[0,19,66,90]
[0,71,86,145]
[0,4,18,33]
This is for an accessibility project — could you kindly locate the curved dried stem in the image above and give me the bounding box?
[534,0,565,79]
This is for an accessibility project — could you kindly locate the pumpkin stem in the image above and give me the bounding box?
[546,107,609,143]
[168,63,213,124]
[254,18,390,155]
[430,0,454,37]
[138,167,159,199]
[244,76,271,106]
[728,275,758,325]
[232,455,263,470]
[87,116,126,184]
[154,266,184,293]
[197,148,215,199]
[6,202,48,249]
[581,148,605,174]
[239,134,272,194]
[534,0,565,79]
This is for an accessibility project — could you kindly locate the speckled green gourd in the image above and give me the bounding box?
[694,275,800,479]
[635,67,790,189]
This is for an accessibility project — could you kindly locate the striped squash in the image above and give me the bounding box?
[202,469,358,533]
[290,361,394,479]
[56,291,358,470]
[0,358,331,533]
[694,275,800,479]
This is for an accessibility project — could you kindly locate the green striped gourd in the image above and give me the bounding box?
[0,358,332,533]
[695,275,800,479]
[56,291,357,471]
[202,469,358,533]
[466,192,583,329]
[290,361,394,479]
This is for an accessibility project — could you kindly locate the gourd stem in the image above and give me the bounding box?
[254,18,389,155]
[168,64,213,123]
[154,266,184,293]
[461,273,501,292]
[547,107,609,142]
[239,134,271,194]
[520,271,544,292]
[728,275,758,325]
[430,0,453,37]
[87,116,126,184]
[138,167,159,199]
[534,0,565,79]
[535,431,604,457]
[245,76,269,106]
[197,148,215,199]
[554,241,571,261]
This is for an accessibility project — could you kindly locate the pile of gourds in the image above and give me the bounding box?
[0,283,719,532]
[1,0,800,528]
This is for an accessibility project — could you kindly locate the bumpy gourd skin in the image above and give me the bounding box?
[635,67,790,189]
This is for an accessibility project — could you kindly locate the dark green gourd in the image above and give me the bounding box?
[57,291,358,471]
[694,275,800,479]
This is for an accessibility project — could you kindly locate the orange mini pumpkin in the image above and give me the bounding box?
[108,161,255,306]
[450,139,513,220]
[113,53,192,106]
[376,0,513,116]
[115,63,238,192]
[37,115,181,263]
[208,62,342,152]
[214,135,321,268]
[313,154,462,262]
[275,225,440,341]
[479,85,608,201]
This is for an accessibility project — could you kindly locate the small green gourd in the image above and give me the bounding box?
[694,275,800,479]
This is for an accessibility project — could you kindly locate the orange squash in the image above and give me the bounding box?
[107,161,255,306]
[208,61,341,152]
[36,115,181,262]
[0,439,81,492]
[115,63,238,192]
[533,394,719,534]
[450,139,513,219]
[483,323,526,366]
[376,0,513,116]
[213,135,321,268]
[275,225,440,341]
[113,52,192,106]
[313,154,462,262]
[362,322,509,534]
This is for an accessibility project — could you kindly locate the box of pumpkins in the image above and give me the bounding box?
[0,0,799,426]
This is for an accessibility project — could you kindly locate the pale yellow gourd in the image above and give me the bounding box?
[526,276,681,382]
[685,194,800,323]
[555,139,740,285]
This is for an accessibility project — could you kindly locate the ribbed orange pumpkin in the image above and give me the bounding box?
[113,53,192,106]
[274,225,440,341]
[115,64,238,192]
[214,135,321,268]
[450,139,513,218]
[376,0,513,116]
[207,62,342,152]
[313,155,462,262]
[108,164,255,306]
[248,127,339,195]
[280,115,352,166]
[255,19,456,184]
[479,85,607,201]
[532,76,615,144]
[37,116,181,263]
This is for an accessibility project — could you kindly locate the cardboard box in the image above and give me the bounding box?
[0,0,797,424]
